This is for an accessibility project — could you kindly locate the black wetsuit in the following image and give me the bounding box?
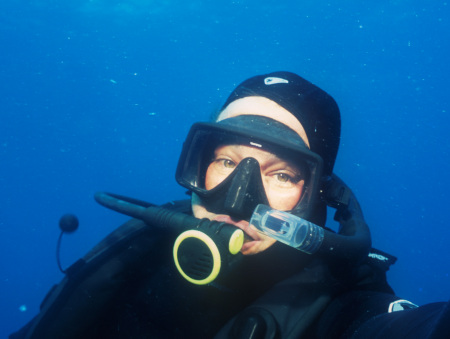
[10,200,450,338]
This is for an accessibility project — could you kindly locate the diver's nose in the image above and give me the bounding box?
[223,157,270,220]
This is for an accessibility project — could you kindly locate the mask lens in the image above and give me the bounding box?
[176,127,240,191]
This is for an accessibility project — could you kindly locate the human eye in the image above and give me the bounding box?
[274,172,301,185]
[221,159,236,169]
[211,157,236,170]
[274,172,295,183]
[266,163,303,189]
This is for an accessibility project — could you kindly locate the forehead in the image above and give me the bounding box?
[213,143,297,167]
[217,96,310,148]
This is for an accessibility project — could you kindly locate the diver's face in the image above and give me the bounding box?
[205,144,305,211]
[192,96,310,255]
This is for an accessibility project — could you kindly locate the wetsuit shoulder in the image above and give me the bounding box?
[10,199,191,339]
[312,248,399,338]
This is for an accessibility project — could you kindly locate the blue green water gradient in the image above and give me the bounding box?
[1,1,448,336]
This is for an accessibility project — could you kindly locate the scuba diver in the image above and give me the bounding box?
[11,71,449,338]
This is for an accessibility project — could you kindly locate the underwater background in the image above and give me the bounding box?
[1,0,449,336]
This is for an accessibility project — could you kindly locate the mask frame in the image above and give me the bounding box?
[176,116,324,221]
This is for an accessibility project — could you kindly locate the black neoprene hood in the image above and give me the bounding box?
[222,71,341,176]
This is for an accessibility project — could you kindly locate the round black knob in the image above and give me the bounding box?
[59,214,79,233]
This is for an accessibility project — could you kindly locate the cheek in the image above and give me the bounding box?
[265,182,304,211]
[191,194,216,220]
[204,166,215,190]
[205,165,225,190]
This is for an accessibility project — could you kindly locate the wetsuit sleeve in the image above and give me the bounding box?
[314,249,450,338]
[350,300,450,339]
[316,290,449,338]
[9,218,173,339]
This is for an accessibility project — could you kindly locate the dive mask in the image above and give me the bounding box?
[176,115,323,221]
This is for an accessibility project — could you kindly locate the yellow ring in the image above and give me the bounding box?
[173,230,221,285]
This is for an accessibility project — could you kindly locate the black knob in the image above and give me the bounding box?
[59,214,79,233]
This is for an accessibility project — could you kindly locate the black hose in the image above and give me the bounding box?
[94,192,243,240]
[319,175,372,262]
[95,189,371,264]
[95,192,200,233]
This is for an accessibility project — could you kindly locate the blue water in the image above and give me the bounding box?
[1,1,449,336]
